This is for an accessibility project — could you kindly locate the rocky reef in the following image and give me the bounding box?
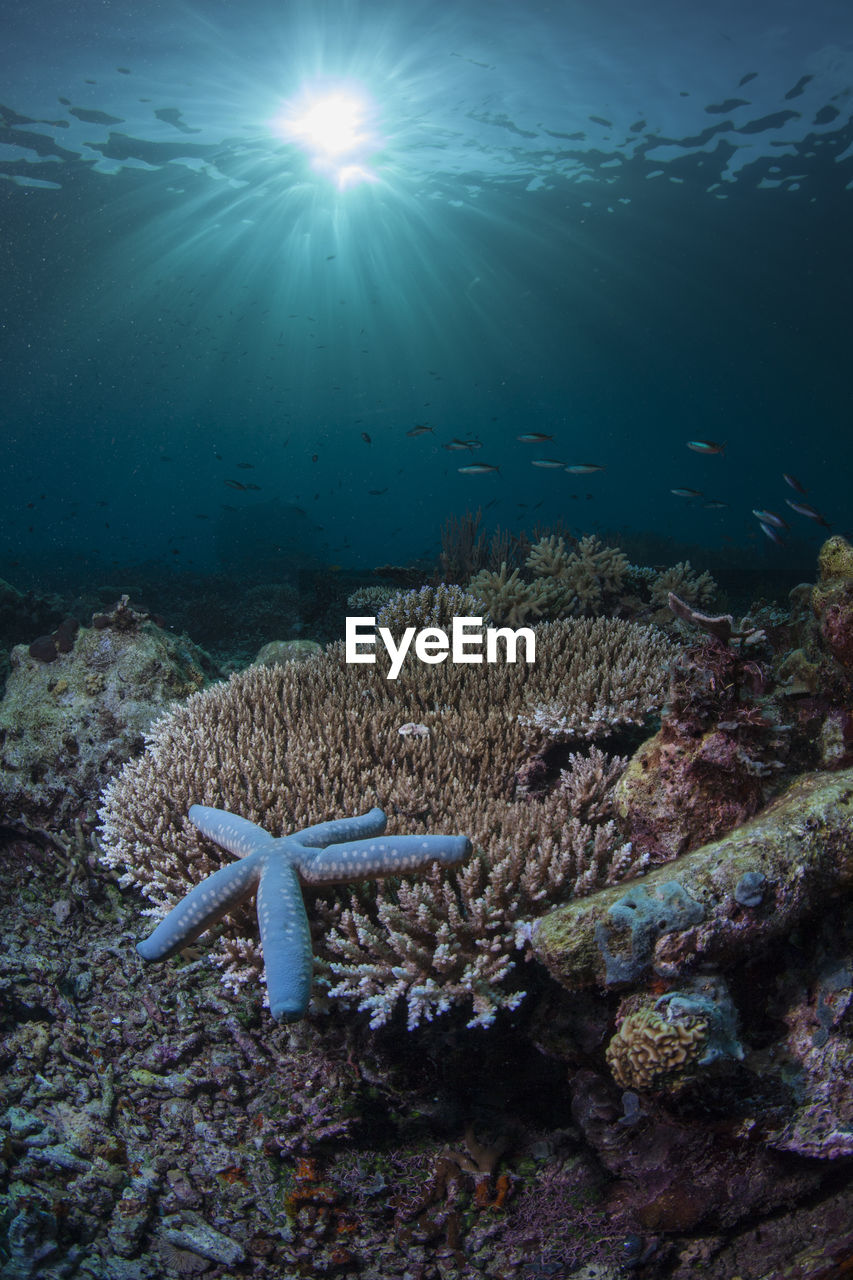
[0,597,213,832]
[2,541,853,1278]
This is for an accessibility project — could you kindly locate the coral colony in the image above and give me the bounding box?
[136,805,471,1021]
[99,600,670,1028]
[6,535,853,1273]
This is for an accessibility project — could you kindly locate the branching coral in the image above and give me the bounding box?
[649,561,717,612]
[455,524,719,633]
[345,586,397,614]
[374,583,484,630]
[523,534,631,617]
[467,563,548,627]
[518,618,673,741]
[99,606,670,1028]
[468,533,690,626]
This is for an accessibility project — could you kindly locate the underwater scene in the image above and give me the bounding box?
[2,0,853,1275]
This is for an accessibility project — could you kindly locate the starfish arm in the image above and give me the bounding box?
[294,807,387,849]
[256,856,314,1022]
[297,834,472,884]
[136,853,261,962]
[189,805,279,858]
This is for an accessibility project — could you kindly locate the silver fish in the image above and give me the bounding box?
[759,521,785,546]
[785,498,830,527]
[565,463,605,475]
[752,508,789,530]
[686,439,725,455]
[531,459,566,469]
[458,463,499,474]
[670,487,702,498]
[516,432,553,443]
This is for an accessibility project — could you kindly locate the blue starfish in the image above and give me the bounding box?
[137,805,471,1022]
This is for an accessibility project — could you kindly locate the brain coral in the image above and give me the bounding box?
[100,605,672,1027]
[605,1003,710,1091]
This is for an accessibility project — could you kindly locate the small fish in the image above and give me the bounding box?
[406,425,433,436]
[531,459,566,469]
[516,432,553,443]
[686,440,725,455]
[458,464,499,475]
[759,521,785,546]
[368,488,388,495]
[224,479,247,491]
[703,500,728,509]
[752,508,789,530]
[244,483,262,491]
[236,461,255,469]
[783,473,807,494]
[311,454,319,463]
[670,488,703,497]
[361,432,372,444]
[565,463,605,475]
[444,439,478,452]
[785,498,831,526]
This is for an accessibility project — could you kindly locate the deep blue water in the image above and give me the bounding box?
[2,0,851,585]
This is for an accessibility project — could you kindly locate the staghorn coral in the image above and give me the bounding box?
[557,744,628,825]
[649,560,717,613]
[459,526,718,630]
[467,563,547,627]
[523,533,631,617]
[374,583,483,630]
[345,585,397,614]
[99,611,669,1028]
[525,534,571,579]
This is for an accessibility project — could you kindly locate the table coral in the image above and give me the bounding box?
[99,602,669,1028]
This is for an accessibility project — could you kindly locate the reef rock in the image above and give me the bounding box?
[0,607,212,831]
[533,766,853,992]
[253,638,322,666]
[812,534,853,669]
[612,724,766,861]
